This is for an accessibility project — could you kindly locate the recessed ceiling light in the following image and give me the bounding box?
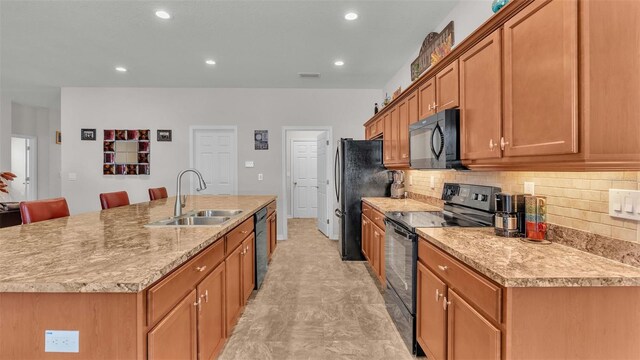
[155,10,171,19]
[115,66,127,72]
[205,59,216,65]
[345,12,358,21]
[334,60,345,66]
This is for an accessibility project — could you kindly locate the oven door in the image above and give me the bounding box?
[409,114,445,169]
[384,219,418,314]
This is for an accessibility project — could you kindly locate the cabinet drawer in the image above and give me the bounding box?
[226,217,254,254]
[267,201,276,216]
[362,202,372,219]
[419,238,501,323]
[148,239,225,326]
[370,208,385,230]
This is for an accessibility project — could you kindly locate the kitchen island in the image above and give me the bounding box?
[0,195,276,359]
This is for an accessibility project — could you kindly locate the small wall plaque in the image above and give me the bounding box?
[157,129,172,142]
[255,130,268,150]
[81,128,96,141]
[55,131,62,144]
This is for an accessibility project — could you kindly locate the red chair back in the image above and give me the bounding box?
[99,191,130,210]
[148,187,168,201]
[19,198,70,224]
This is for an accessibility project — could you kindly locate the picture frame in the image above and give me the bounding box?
[81,128,97,141]
[157,129,172,142]
[255,130,268,150]
[55,131,62,145]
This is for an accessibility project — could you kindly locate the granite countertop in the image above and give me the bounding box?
[0,195,275,293]
[417,227,640,288]
[362,197,441,213]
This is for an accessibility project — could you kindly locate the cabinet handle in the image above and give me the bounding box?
[202,290,209,303]
[195,265,207,272]
[402,153,407,158]
[194,298,202,312]
[489,139,496,151]
[428,104,432,111]
[443,296,451,311]
[432,102,438,109]
[437,265,448,272]
[500,137,509,151]
[241,230,249,234]
[435,289,444,302]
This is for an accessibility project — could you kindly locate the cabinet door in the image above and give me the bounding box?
[242,234,255,304]
[503,0,578,157]
[435,60,459,111]
[384,109,399,165]
[224,243,243,332]
[397,99,410,163]
[361,216,370,261]
[419,78,437,120]
[460,30,503,160]
[417,262,447,360]
[197,263,226,360]
[447,289,500,360]
[270,213,277,255]
[407,90,419,125]
[148,290,198,360]
[371,225,381,279]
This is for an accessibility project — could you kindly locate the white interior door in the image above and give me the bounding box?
[10,136,37,201]
[292,140,318,218]
[316,132,329,236]
[193,128,237,195]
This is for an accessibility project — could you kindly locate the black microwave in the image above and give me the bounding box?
[409,109,465,170]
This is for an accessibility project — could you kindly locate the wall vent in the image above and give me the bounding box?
[298,72,320,78]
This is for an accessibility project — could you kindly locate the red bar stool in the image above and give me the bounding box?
[99,191,130,210]
[19,198,70,224]
[148,187,168,201]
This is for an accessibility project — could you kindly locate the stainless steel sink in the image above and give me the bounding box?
[194,209,243,217]
[164,216,231,226]
[145,209,243,227]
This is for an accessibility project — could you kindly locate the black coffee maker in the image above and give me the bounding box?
[494,193,526,237]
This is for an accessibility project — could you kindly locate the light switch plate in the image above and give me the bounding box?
[68,173,77,181]
[45,330,79,353]
[609,189,640,221]
[430,176,435,189]
[524,182,535,195]
[258,173,263,181]
[244,161,255,168]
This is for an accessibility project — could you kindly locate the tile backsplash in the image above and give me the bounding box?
[405,170,640,244]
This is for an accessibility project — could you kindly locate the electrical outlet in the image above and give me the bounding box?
[258,173,263,181]
[430,176,435,190]
[524,182,535,195]
[45,330,79,353]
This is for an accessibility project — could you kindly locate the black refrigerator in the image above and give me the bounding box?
[334,139,391,261]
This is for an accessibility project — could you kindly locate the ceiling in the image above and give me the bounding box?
[1,0,459,92]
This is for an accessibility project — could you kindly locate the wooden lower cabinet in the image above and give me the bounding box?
[447,289,501,360]
[197,263,226,360]
[268,212,277,261]
[416,262,447,360]
[225,242,244,332]
[148,290,198,360]
[361,205,385,285]
[242,234,255,304]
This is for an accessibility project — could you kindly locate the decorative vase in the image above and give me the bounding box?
[492,0,509,13]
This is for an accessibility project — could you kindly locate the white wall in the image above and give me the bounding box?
[383,0,494,96]
[285,130,324,218]
[61,87,381,239]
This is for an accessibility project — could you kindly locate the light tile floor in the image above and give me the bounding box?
[219,218,415,360]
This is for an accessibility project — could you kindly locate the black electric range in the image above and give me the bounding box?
[382,183,501,355]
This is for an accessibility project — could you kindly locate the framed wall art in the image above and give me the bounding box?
[255,130,268,150]
[81,128,96,141]
[103,129,150,175]
[157,129,172,142]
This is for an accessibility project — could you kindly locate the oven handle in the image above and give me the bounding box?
[386,219,417,241]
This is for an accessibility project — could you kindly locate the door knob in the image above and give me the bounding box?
[294,182,297,185]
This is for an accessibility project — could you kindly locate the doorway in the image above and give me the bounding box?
[190,126,238,195]
[10,136,37,201]
[281,126,333,240]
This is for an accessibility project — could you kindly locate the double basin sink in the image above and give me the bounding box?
[146,209,243,227]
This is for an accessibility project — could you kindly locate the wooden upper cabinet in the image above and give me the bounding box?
[435,60,460,111]
[503,0,578,157]
[407,90,419,124]
[384,107,400,165]
[197,264,226,360]
[447,289,501,360]
[460,30,503,161]
[148,290,198,360]
[419,78,437,120]
[417,262,447,360]
[398,99,410,163]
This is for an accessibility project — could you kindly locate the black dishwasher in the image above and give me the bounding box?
[254,207,268,289]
